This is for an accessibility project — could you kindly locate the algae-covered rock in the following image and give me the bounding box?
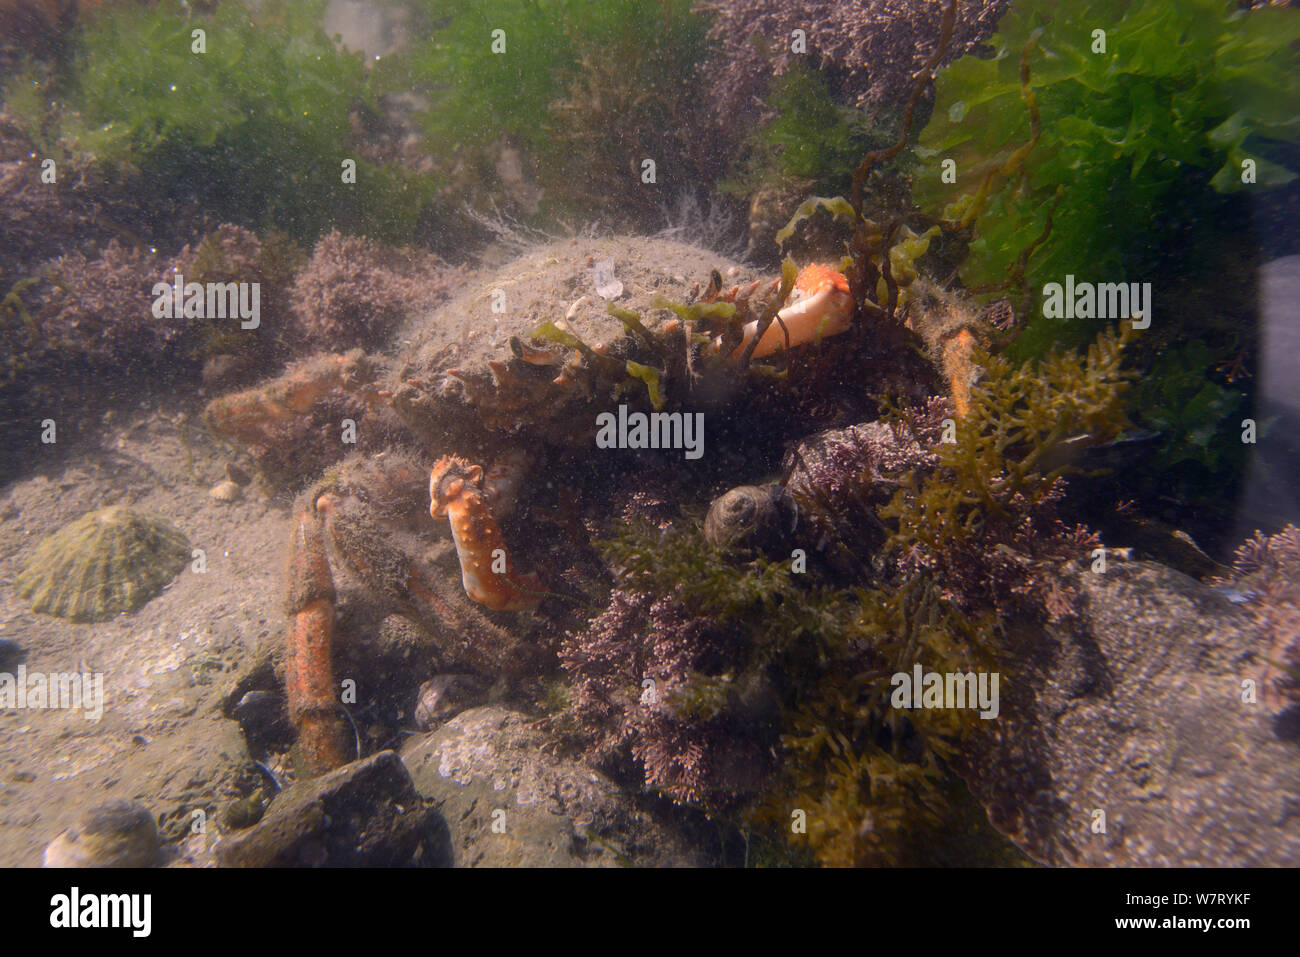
[402,706,703,867]
[16,506,189,622]
[958,560,1300,867]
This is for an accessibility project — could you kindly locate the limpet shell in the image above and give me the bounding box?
[16,506,189,622]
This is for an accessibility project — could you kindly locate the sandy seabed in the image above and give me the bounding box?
[0,397,289,867]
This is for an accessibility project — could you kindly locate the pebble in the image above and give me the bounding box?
[220,791,267,831]
[413,674,485,731]
[0,638,21,669]
[42,800,161,868]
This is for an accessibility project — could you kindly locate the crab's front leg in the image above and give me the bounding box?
[284,507,350,777]
[204,349,378,446]
[430,455,543,612]
[313,454,543,674]
[722,264,854,363]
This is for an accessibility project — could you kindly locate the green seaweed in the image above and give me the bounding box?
[901,0,1291,521]
[625,360,665,411]
[773,196,860,249]
[878,224,939,305]
[650,296,738,324]
[528,320,622,375]
[884,326,1136,554]
[402,0,711,224]
[783,327,1134,866]
[8,0,430,242]
[606,303,662,359]
[1135,338,1245,472]
[913,0,1300,354]
[0,278,40,333]
[725,63,893,201]
[530,318,664,407]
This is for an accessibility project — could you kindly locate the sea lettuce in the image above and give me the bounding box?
[914,0,1300,354]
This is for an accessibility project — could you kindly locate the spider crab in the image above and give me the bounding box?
[201,236,983,777]
[280,446,545,775]
[203,337,554,775]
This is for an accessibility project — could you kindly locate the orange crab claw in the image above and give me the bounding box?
[725,264,855,362]
[429,455,542,612]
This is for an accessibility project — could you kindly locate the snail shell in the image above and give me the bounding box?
[413,674,484,731]
[703,484,790,552]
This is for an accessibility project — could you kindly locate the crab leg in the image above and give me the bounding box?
[315,485,542,675]
[284,508,349,777]
[941,328,979,418]
[204,350,376,446]
[430,455,542,612]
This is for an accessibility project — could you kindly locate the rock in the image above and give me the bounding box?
[957,560,1300,866]
[230,690,295,759]
[401,706,702,867]
[219,791,268,831]
[43,800,161,868]
[0,637,20,669]
[215,751,433,867]
[224,461,252,487]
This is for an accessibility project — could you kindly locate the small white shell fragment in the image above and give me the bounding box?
[564,295,589,321]
[592,257,623,299]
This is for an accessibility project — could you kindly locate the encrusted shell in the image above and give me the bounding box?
[16,506,189,622]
